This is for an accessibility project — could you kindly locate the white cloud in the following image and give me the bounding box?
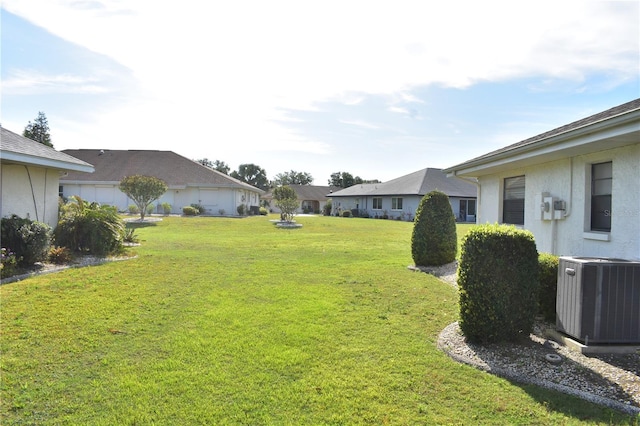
[2,70,110,94]
[2,0,637,181]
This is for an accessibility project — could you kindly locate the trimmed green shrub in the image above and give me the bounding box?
[458,224,539,344]
[191,203,206,215]
[237,204,246,216]
[54,196,125,255]
[411,190,457,266]
[538,252,559,322]
[323,201,332,216]
[183,206,198,216]
[259,207,268,215]
[161,202,172,215]
[341,210,352,218]
[128,205,139,214]
[1,215,52,266]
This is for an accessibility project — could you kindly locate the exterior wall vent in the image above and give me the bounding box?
[556,256,640,345]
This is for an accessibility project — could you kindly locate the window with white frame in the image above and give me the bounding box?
[503,176,525,225]
[372,197,382,210]
[391,197,403,210]
[590,161,612,232]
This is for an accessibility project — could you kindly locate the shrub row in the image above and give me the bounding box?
[1,197,127,278]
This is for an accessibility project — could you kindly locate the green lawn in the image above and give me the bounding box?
[1,216,635,425]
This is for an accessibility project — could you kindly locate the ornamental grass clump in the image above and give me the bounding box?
[54,196,125,255]
[411,190,457,266]
[458,223,539,344]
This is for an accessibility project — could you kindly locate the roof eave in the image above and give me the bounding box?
[444,108,640,178]
[2,151,95,173]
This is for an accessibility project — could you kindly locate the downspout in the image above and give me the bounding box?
[24,165,39,221]
[563,157,573,218]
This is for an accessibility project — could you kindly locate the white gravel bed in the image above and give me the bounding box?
[411,261,640,416]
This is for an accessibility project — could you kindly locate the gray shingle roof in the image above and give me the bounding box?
[60,149,264,192]
[330,168,476,198]
[1,127,94,172]
[446,98,640,171]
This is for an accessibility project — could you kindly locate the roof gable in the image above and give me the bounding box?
[60,149,264,192]
[1,127,94,173]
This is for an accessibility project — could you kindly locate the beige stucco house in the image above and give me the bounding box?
[1,127,94,227]
[444,98,640,260]
[60,149,264,216]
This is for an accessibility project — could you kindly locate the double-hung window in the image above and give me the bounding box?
[503,176,525,225]
[590,162,612,232]
[372,197,383,210]
[391,197,403,210]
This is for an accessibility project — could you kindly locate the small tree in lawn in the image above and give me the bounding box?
[273,185,298,223]
[119,175,168,221]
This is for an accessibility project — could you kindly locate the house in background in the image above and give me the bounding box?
[60,150,264,216]
[261,184,341,214]
[444,98,640,260]
[1,127,94,227]
[328,168,477,221]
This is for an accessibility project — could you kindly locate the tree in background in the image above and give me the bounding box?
[273,170,313,186]
[231,164,269,191]
[196,159,230,175]
[197,158,214,168]
[328,171,364,188]
[119,175,168,221]
[212,160,231,175]
[273,185,299,223]
[23,111,53,147]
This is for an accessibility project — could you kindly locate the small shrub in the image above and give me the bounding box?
[48,246,74,264]
[191,203,206,215]
[411,190,457,266]
[458,224,539,344]
[538,252,559,322]
[1,215,52,266]
[128,205,139,214]
[218,209,226,215]
[1,247,19,278]
[323,200,332,216]
[237,204,246,216]
[123,228,140,244]
[259,207,268,215]
[161,202,172,215]
[183,206,198,216]
[341,210,352,218]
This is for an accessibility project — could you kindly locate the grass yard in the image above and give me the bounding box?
[0,215,636,425]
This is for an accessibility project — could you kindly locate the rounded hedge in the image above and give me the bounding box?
[458,224,539,344]
[538,252,559,322]
[411,190,457,266]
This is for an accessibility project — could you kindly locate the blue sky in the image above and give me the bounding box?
[2,1,638,184]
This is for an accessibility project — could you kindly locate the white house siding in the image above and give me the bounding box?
[332,195,469,221]
[476,143,640,260]
[1,164,61,227]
